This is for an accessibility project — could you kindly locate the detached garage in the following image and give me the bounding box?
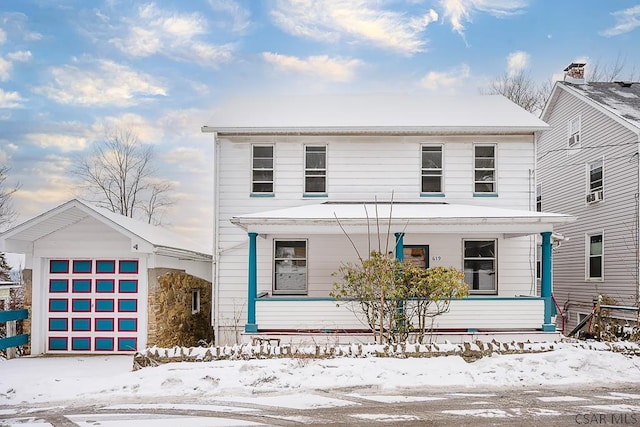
[0,199,212,355]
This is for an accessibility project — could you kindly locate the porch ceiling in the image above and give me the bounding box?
[230,202,575,236]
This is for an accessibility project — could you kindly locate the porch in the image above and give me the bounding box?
[228,202,575,341]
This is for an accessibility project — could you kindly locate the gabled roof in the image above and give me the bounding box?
[0,199,211,260]
[230,202,574,236]
[542,81,640,133]
[203,93,549,135]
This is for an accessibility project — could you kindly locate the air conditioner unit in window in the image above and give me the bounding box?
[586,190,603,203]
[569,134,580,147]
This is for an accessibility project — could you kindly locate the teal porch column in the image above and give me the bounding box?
[245,232,258,333]
[540,231,555,332]
[395,232,405,261]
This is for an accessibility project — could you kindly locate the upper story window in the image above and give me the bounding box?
[568,116,581,148]
[421,145,443,194]
[587,233,603,280]
[463,239,497,294]
[304,145,327,194]
[536,183,542,212]
[586,159,604,203]
[252,145,274,194]
[274,240,307,294]
[474,144,496,194]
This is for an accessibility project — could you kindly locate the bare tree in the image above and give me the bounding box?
[0,166,19,230]
[481,70,550,115]
[72,127,174,224]
[589,55,638,82]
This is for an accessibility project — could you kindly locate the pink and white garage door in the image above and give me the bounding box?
[45,258,142,353]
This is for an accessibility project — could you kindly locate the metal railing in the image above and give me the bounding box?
[0,309,28,359]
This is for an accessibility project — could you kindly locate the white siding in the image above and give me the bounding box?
[216,133,540,343]
[256,298,544,330]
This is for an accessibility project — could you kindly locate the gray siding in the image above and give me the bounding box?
[538,88,639,329]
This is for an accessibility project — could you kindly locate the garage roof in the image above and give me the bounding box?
[0,199,211,260]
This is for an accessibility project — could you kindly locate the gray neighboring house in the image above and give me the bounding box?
[537,63,640,332]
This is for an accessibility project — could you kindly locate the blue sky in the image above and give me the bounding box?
[1,0,639,256]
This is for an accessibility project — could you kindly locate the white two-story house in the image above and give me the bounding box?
[537,64,640,333]
[202,93,574,345]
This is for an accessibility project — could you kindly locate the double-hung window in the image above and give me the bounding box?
[587,233,603,280]
[421,145,443,194]
[252,145,274,194]
[474,145,496,194]
[587,159,603,203]
[536,183,542,212]
[304,146,327,194]
[568,116,581,148]
[463,240,497,294]
[274,240,307,294]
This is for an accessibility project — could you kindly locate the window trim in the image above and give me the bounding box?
[536,183,542,212]
[473,143,497,195]
[463,239,498,295]
[420,144,444,195]
[303,145,327,196]
[586,158,604,204]
[586,232,604,281]
[568,115,582,149]
[251,144,274,195]
[273,239,308,295]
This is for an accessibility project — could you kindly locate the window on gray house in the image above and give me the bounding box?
[587,234,603,280]
[421,145,443,193]
[474,145,496,193]
[304,146,326,194]
[589,159,603,191]
[463,240,497,294]
[568,116,581,148]
[536,183,542,212]
[274,240,307,294]
[252,145,274,193]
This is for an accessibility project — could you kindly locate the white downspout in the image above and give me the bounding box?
[212,132,221,344]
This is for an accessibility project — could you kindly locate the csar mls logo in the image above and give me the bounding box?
[576,413,639,424]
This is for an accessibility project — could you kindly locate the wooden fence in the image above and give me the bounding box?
[0,309,28,359]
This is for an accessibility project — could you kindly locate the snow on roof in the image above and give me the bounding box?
[557,81,640,131]
[204,93,549,134]
[231,202,574,235]
[0,199,211,259]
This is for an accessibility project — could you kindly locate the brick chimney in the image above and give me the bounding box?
[564,62,586,84]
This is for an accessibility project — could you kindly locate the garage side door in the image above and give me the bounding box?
[45,258,141,353]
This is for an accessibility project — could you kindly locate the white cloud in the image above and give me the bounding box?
[0,88,24,108]
[270,0,438,55]
[506,50,529,76]
[601,5,640,37]
[7,50,32,62]
[24,133,89,152]
[262,52,363,82]
[33,59,167,107]
[208,0,252,33]
[0,28,6,44]
[110,3,234,67]
[420,63,470,90]
[14,155,76,204]
[439,0,527,37]
[0,57,11,81]
[93,113,164,144]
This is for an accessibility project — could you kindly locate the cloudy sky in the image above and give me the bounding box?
[1,0,639,253]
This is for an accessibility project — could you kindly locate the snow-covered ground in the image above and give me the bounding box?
[2,341,640,407]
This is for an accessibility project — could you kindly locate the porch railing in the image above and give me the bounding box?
[0,309,28,359]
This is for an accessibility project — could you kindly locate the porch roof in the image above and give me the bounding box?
[230,202,575,235]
